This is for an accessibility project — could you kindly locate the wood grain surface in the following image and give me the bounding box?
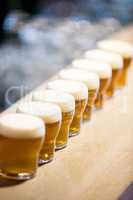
[0,26,133,200]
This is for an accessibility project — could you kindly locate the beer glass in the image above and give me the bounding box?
[33,89,75,150]
[98,40,133,87]
[119,57,132,87]
[47,80,88,136]
[85,49,123,97]
[17,102,61,164]
[58,68,100,120]
[72,59,112,109]
[0,113,45,180]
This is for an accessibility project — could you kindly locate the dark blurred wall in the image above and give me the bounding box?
[8,0,39,13]
[19,0,39,14]
[0,0,40,41]
[0,0,9,41]
[0,0,133,42]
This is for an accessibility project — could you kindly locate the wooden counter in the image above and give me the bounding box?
[0,26,133,200]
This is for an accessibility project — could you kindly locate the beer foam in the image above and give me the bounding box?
[98,40,133,58]
[47,79,88,101]
[17,102,61,124]
[58,68,100,90]
[33,89,75,113]
[85,49,123,69]
[0,113,45,138]
[72,59,112,79]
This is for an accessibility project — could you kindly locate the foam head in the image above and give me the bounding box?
[17,102,62,124]
[98,40,133,58]
[58,68,100,90]
[47,79,88,101]
[33,89,75,113]
[0,113,45,138]
[72,59,112,79]
[85,49,123,69]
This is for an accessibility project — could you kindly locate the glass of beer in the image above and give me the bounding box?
[47,80,88,136]
[0,113,45,180]
[17,102,61,165]
[72,59,112,109]
[33,89,75,150]
[98,40,133,87]
[85,49,123,97]
[58,68,100,121]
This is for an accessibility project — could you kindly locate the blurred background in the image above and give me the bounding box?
[0,0,133,110]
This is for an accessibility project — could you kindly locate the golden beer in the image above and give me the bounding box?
[17,102,61,164]
[83,89,97,120]
[72,59,112,109]
[33,90,75,149]
[58,68,99,121]
[40,121,61,162]
[117,57,132,87]
[56,111,74,148]
[95,78,110,108]
[47,80,88,136]
[69,99,86,135]
[98,40,133,87]
[0,114,44,180]
[106,68,122,97]
[84,49,123,97]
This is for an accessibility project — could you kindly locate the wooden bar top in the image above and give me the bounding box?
[0,25,133,200]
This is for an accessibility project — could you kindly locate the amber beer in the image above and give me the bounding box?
[107,68,121,97]
[95,78,110,108]
[118,57,132,87]
[58,68,100,120]
[69,99,86,133]
[72,59,112,109]
[17,102,61,164]
[42,121,61,161]
[84,49,123,97]
[83,89,97,120]
[33,89,75,150]
[98,40,133,87]
[47,80,88,136]
[0,113,45,180]
[57,111,74,147]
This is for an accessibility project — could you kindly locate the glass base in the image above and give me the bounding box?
[94,105,103,110]
[106,90,114,98]
[95,101,103,109]
[105,94,113,100]
[83,114,91,121]
[55,143,67,151]
[82,118,91,123]
[39,157,53,165]
[0,171,35,181]
[116,82,126,89]
[69,131,80,137]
